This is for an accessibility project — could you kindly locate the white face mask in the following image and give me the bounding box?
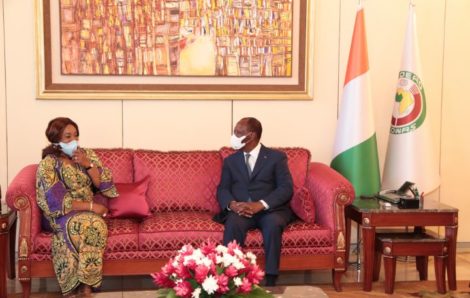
[58,140,78,157]
[230,134,246,150]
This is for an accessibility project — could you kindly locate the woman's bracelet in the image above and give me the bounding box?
[90,201,93,212]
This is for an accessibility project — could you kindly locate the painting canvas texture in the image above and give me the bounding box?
[60,0,293,77]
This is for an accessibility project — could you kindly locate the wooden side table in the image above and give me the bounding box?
[1,205,17,298]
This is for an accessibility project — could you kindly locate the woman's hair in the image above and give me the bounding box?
[41,117,80,159]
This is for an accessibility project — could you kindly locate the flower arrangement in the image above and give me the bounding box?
[151,241,273,298]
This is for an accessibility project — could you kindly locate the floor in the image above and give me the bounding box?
[6,251,470,297]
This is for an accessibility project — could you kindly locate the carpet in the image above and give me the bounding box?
[322,280,470,298]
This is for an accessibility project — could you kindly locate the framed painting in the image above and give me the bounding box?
[36,0,313,100]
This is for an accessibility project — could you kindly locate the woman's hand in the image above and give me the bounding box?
[72,148,91,168]
[92,203,108,218]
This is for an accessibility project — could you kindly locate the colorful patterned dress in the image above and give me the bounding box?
[36,148,118,295]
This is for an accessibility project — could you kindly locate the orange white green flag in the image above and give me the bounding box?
[331,6,381,197]
[382,4,440,194]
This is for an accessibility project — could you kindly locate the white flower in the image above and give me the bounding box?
[233,248,244,258]
[192,288,202,298]
[215,255,223,264]
[232,258,245,270]
[233,277,242,287]
[216,245,228,254]
[201,257,212,267]
[222,253,235,267]
[246,252,257,264]
[202,275,219,294]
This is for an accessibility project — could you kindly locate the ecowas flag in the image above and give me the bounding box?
[382,4,440,194]
[331,6,380,197]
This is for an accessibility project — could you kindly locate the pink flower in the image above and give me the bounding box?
[246,264,264,284]
[238,277,252,293]
[216,274,229,293]
[161,262,175,276]
[180,244,194,257]
[201,241,217,255]
[224,265,238,278]
[227,240,242,255]
[174,281,192,298]
[150,272,175,288]
[175,262,192,279]
[185,258,197,270]
[194,265,210,283]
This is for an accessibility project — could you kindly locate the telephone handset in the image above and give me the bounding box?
[377,181,420,204]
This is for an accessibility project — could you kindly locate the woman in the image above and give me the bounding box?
[36,117,118,297]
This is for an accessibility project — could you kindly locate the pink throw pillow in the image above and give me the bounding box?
[108,176,151,219]
[290,186,315,223]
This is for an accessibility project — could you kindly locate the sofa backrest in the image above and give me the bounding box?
[95,147,310,214]
[94,149,134,183]
[219,147,311,191]
[133,150,222,213]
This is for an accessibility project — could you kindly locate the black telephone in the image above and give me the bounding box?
[377,181,420,207]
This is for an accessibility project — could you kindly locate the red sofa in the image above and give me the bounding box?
[6,147,354,297]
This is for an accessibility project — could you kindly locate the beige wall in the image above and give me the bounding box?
[1,0,469,241]
[0,0,6,208]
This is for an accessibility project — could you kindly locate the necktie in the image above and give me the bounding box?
[245,153,252,177]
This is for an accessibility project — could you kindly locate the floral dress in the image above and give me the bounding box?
[36,148,118,295]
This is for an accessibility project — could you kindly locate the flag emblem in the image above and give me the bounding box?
[390,70,426,135]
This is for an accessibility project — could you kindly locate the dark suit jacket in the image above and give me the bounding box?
[215,145,293,221]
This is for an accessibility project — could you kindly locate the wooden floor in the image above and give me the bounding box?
[6,252,470,297]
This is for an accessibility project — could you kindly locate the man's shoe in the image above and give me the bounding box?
[265,274,278,287]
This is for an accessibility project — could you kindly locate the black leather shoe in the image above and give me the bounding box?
[265,274,278,287]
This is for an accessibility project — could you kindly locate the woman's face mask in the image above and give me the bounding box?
[230,134,246,150]
[58,140,78,157]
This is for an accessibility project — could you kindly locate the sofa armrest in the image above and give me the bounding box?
[306,162,354,244]
[6,164,40,263]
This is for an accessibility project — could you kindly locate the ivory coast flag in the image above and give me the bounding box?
[331,6,380,197]
[382,4,440,194]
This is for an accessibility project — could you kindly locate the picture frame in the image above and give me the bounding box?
[36,0,313,100]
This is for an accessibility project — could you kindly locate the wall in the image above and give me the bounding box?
[1,0,469,241]
[0,0,6,208]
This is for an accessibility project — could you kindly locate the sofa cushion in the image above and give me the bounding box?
[133,150,222,213]
[290,186,315,223]
[219,147,311,191]
[138,212,224,251]
[245,220,332,252]
[105,218,140,252]
[94,148,134,183]
[108,177,151,219]
[32,218,140,254]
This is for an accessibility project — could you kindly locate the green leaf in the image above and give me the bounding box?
[155,288,178,298]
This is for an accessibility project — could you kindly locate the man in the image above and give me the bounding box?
[216,117,294,287]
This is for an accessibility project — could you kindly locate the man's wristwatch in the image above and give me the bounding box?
[85,163,94,171]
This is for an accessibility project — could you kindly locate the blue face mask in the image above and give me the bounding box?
[58,140,78,157]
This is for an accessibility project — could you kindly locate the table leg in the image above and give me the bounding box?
[8,216,17,279]
[362,225,375,291]
[0,225,7,298]
[445,224,458,291]
[345,217,351,271]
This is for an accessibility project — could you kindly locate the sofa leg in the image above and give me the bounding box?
[332,269,343,292]
[21,279,31,298]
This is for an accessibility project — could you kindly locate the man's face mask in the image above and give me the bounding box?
[230,134,246,150]
[58,140,78,157]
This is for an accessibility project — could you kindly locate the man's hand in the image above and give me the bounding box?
[243,202,265,217]
[229,201,265,218]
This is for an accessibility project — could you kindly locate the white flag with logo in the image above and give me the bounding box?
[382,4,440,194]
